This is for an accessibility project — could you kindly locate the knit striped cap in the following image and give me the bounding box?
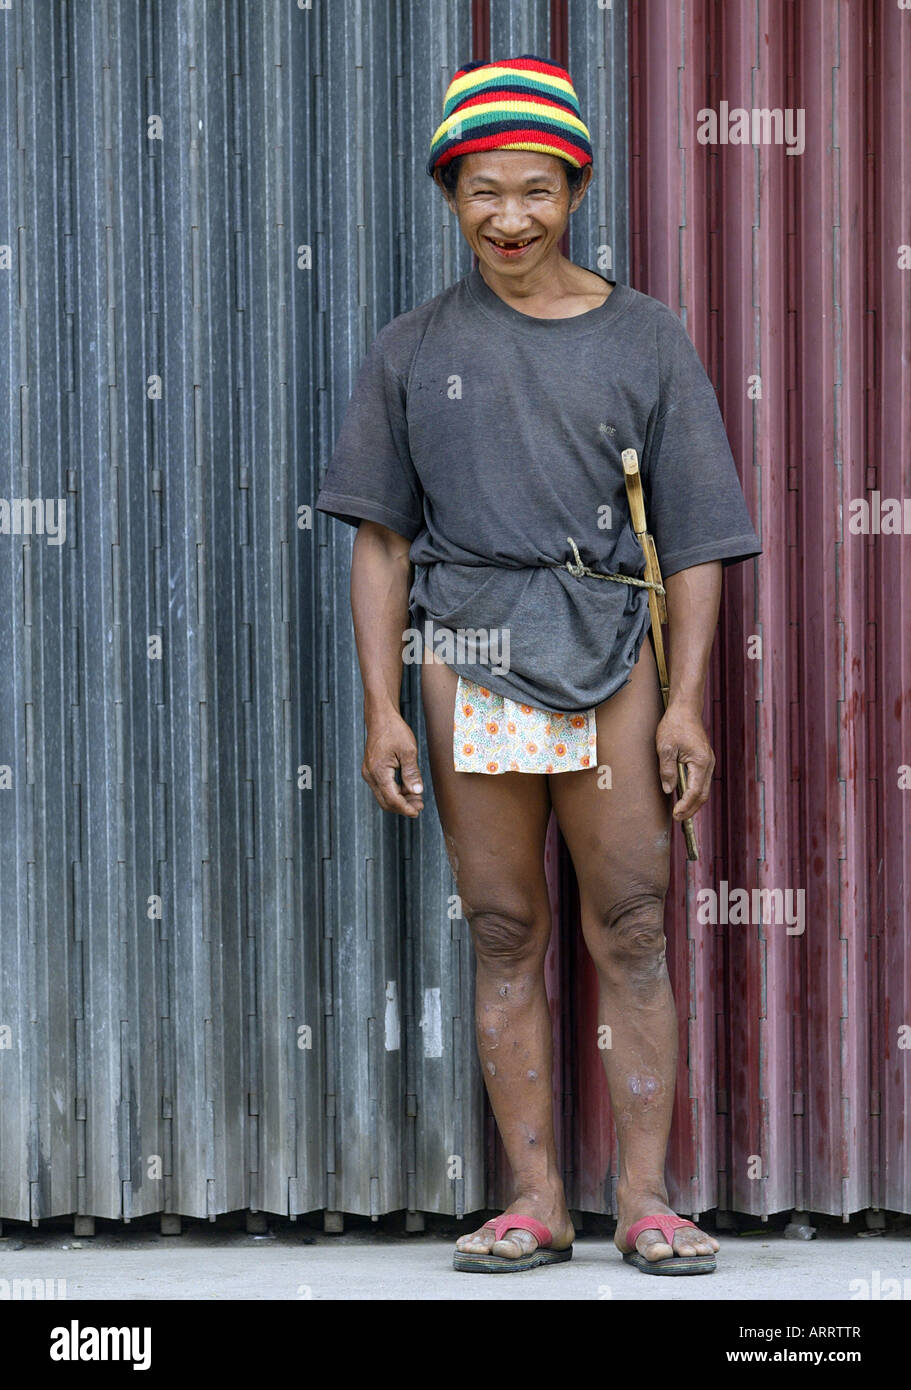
[426,54,593,177]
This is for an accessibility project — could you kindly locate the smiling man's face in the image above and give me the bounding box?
[435,150,591,274]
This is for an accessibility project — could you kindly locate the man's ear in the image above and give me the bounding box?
[568,163,594,212]
[432,168,456,213]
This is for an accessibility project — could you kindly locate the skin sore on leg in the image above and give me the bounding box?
[628,1073,663,1099]
[601,912,670,997]
[478,1002,509,1051]
[443,832,461,879]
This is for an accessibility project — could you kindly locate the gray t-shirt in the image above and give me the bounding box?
[316,264,761,713]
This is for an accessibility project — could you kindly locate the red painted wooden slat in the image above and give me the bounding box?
[720,0,795,1220]
[871,0,911,1216]
[613,0,908,1221]
[476,0,909,1224]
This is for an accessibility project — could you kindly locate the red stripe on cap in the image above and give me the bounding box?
[483,57,572,78]
[436,127,590,165]
[452,91,579,116]
[451,57,574,85]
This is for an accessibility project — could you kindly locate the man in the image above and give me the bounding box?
[316,55,761,1274]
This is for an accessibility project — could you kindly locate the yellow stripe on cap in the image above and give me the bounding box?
[429,98,591,150]
[487,139,588,167]
[445,63,577,104]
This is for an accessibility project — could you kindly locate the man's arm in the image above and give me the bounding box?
[655,560,722,821]
[350,520,425,817]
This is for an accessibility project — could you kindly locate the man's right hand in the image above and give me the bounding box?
[361,711,425,817]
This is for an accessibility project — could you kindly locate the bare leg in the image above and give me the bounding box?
[420,655,574,1260]
[548,635,719,1264]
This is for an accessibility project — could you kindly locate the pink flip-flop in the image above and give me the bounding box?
[621,1214,717,1275]
[452,1214,573,1273]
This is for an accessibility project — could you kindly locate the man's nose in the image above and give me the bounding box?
[487,203,536,230]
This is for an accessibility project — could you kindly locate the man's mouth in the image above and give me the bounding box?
[483,235,542,258]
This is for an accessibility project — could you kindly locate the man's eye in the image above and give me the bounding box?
[470,188,553,197]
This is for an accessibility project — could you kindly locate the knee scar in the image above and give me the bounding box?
[468,907,539,961]
[600,893,667,962]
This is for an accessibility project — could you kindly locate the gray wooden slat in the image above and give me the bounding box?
[401,0,482,1220]
[0,0,632,1229]
[316,0,407,1221]
[569,0,629,285]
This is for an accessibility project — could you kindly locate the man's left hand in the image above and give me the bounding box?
[655,704,715,820]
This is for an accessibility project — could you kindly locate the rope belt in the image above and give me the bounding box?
[548,536,666,595]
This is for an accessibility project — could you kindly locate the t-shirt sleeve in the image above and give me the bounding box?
[315,328,424,541]
[642,309,761,580]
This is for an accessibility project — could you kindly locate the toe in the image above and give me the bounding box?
[637,1233,674,1262]
[456,1229,495,1254]
[671,1230,717,1258]
[491,1229,538,1260]
[674,1229,717,1257]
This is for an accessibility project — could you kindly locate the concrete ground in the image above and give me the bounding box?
[2,1219,910,1300]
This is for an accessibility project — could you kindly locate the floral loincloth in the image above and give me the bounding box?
[452,675,597,774]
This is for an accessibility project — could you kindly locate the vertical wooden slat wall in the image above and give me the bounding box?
[1,0,907,1229]
[0,0,480,1229]
[865,0,911,1216]
[625,0,910,1220]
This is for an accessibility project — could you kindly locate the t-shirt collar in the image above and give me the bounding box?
[466,261,631,338]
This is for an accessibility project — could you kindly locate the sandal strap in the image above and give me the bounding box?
[482,1214,554,1248]
[624,1214,697,1250]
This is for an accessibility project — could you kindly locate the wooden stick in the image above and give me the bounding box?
[621,448,699,862]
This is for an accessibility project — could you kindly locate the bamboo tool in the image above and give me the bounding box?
[621,448,699,862]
